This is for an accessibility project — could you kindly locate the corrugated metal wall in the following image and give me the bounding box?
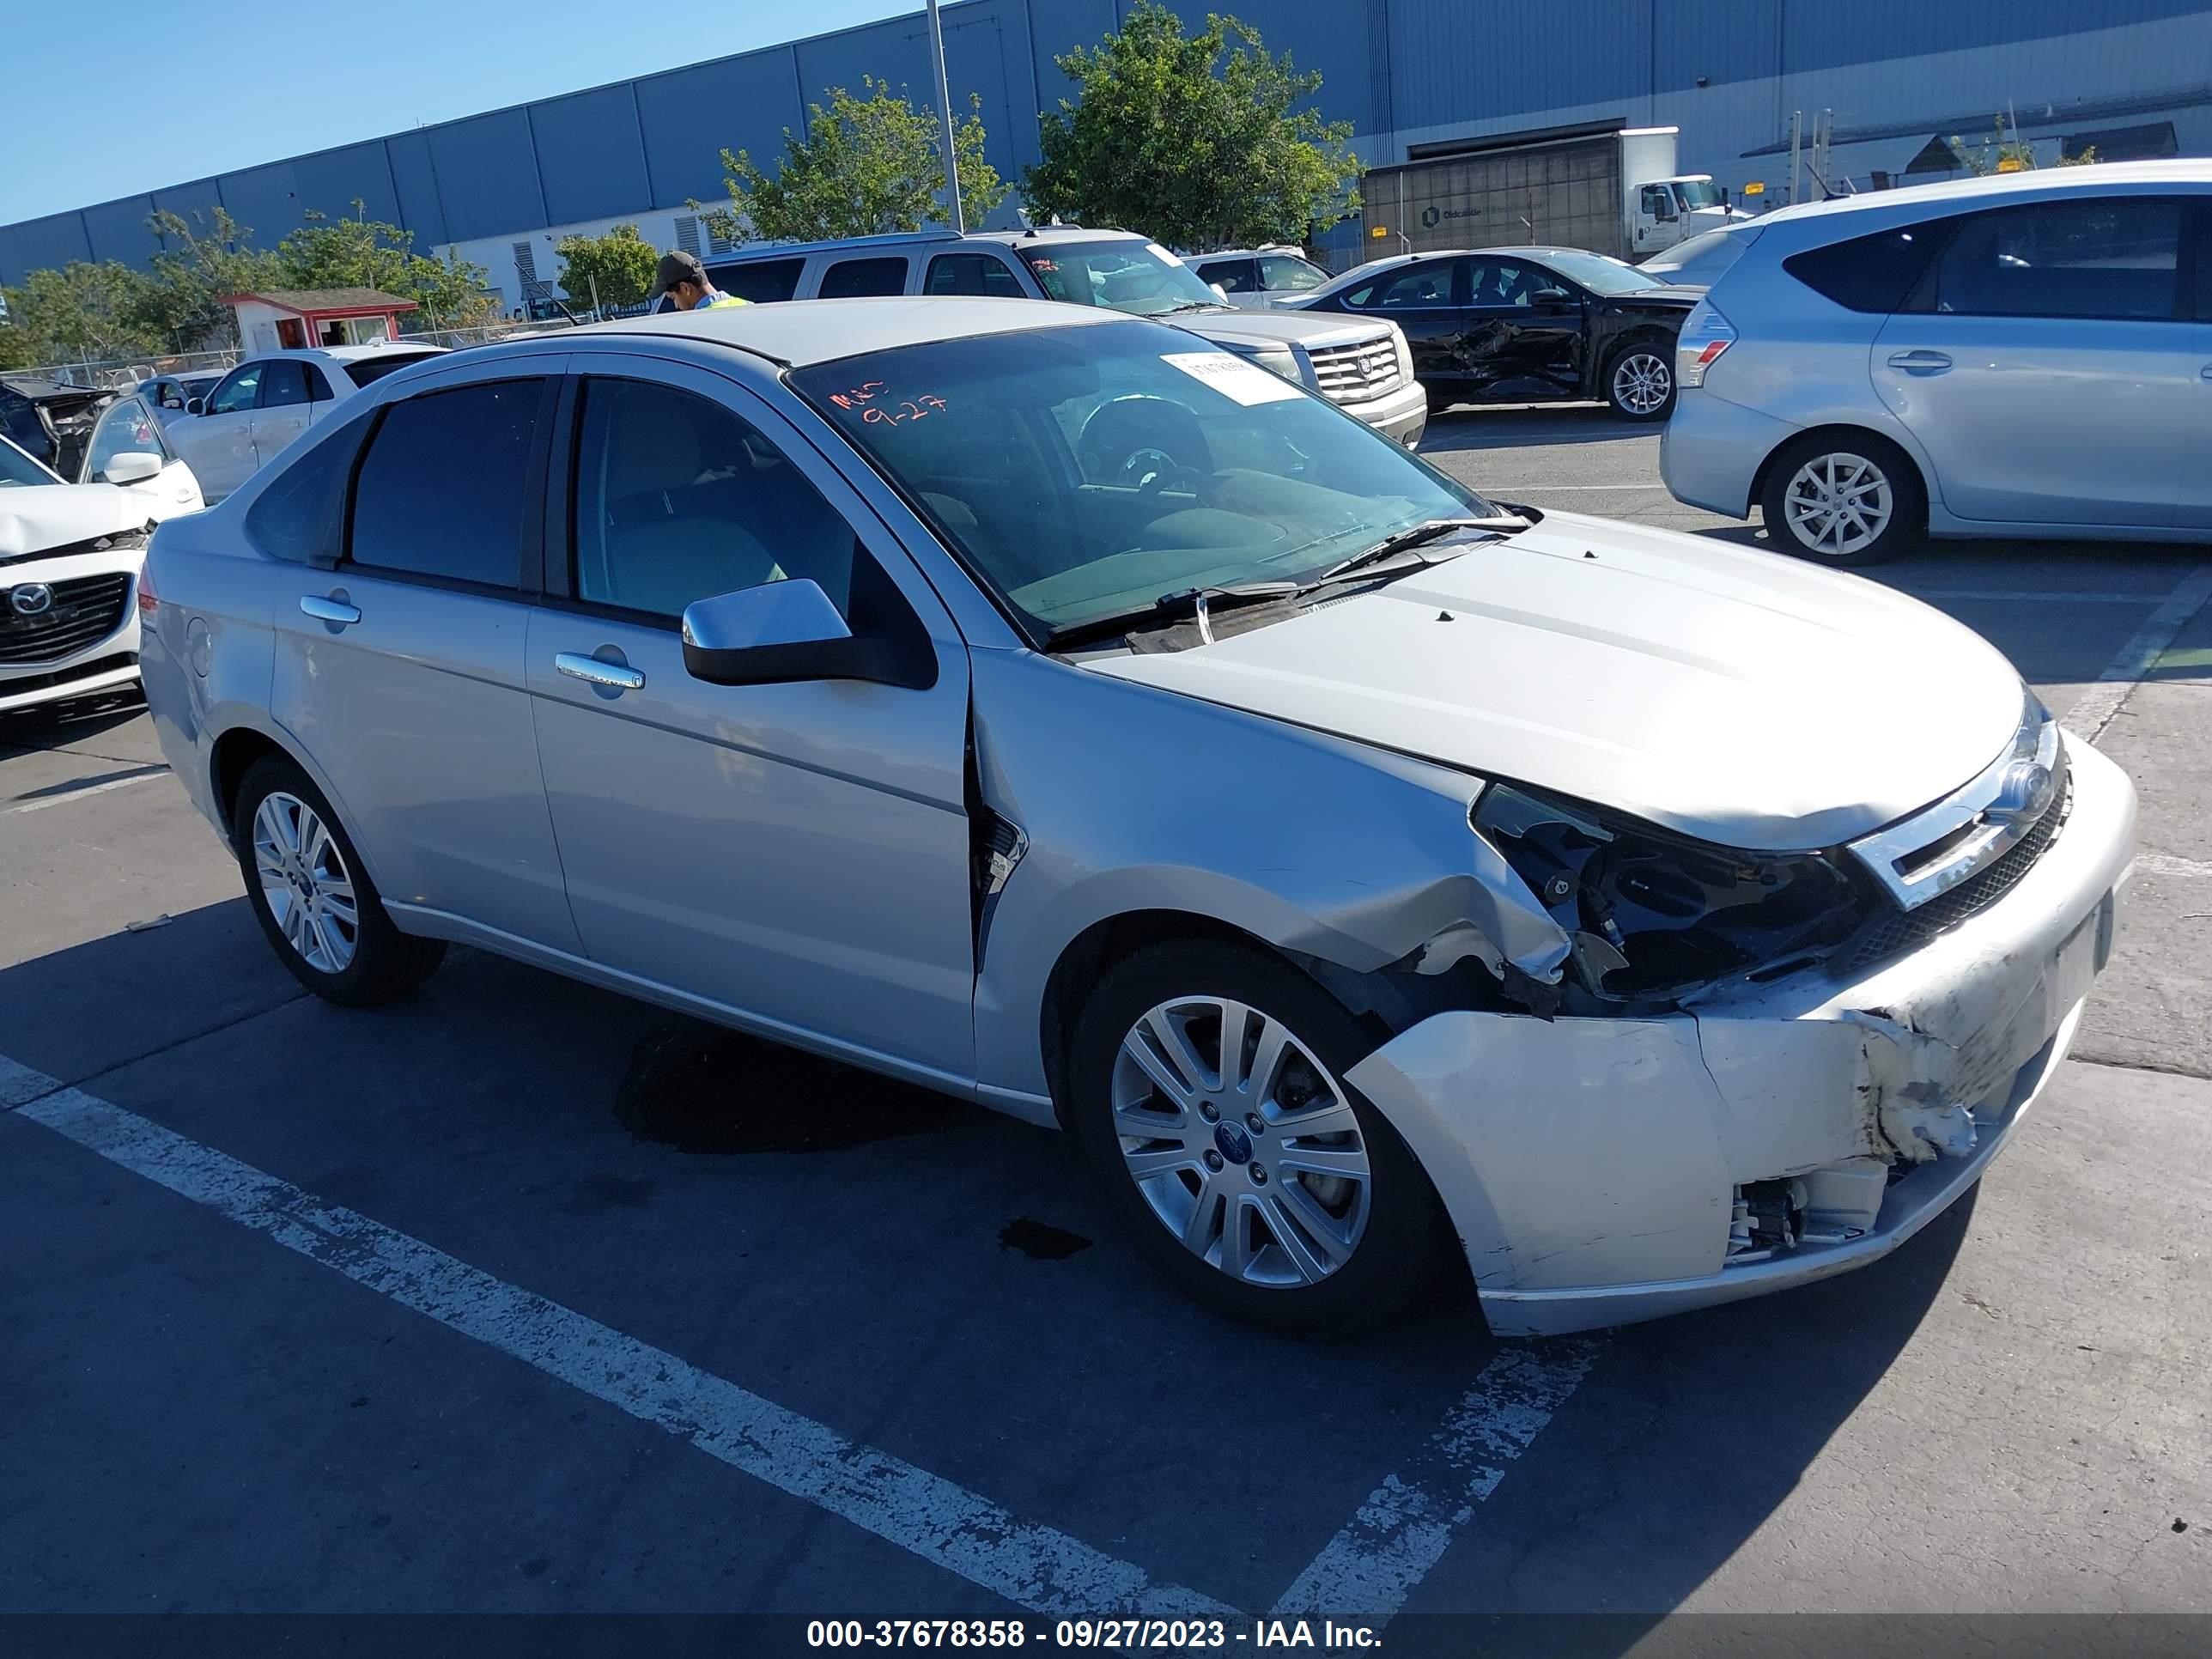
[8,0,2212,285]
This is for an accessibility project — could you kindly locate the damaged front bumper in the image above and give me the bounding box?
[1346,736,2136,1337]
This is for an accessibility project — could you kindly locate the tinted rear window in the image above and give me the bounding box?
[342,350,445,388]
[1784,225,1940,313]
[716,257,805,304]
[818,257,908,299]
[245,411,374,564]
[1929,198,2181,320]
[347,380,544,586]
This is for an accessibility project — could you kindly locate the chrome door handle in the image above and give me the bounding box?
[299,594,361,625]
[2201,364,2212,381]
[555,652,645,691]
[1887,349,1953,374]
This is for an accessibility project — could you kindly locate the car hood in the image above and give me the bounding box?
[1080,512,2024,849]
[1182,307,1392,349]
[0,483,145,560]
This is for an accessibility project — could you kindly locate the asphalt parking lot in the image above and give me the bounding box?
[4,404,2208,1633]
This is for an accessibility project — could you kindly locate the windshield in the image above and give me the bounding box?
[0,437,58,488]
[1675,179,1723,210]
[1015,240,1225,318]
[1542,250,1668,295]
[792,319,1495,639]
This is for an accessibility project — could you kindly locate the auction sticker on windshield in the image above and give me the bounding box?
[1162,351,1304,407]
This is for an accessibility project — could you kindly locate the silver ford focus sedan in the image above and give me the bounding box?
[139,299,2136,1338]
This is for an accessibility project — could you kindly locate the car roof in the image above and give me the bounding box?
[964,226,1146,248]
[585,295,1121,366]
[231,343,450,368]
[1755,157,2212,228]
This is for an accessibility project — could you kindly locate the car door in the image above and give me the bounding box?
[1195,258,1261,307]
[1347,258,1466,388]
[526,358,977,1080]
[266,357,584,955]
[79,396,204,518]
[174,362,263,501]
[248,359,314,465]
[1462,256,1588,393]
[1872,195,2191,527]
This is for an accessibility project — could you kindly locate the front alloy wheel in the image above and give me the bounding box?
[1068,939,1445,1336]
[252,791,358,973]
[1112,996,1373,1287]
[1607,348,1674,420]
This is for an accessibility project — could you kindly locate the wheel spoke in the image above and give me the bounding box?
[1215,1000,1253,1093]
[1218,1197,1254,1278]
[1121,1026,1199,1111]
[1181,1174,1227,1254]
[1237,1016,1290,1105]
[1276,1144,1368,1179]
[1260,1190,1339,1283]
[1121,1144,1199,1180]
[1274,1098,1359,1139]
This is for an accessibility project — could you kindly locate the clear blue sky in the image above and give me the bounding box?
[3,0,915,225]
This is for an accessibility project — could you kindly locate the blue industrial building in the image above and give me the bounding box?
[6,0,2210,301]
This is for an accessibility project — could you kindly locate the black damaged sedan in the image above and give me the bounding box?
[1285,246,1701,422]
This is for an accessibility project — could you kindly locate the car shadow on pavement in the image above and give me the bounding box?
[0,689,150,759]
[1419,404,1643,455]
[0,894,1974,1617]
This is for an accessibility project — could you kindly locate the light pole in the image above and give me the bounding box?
[926,0,965,233]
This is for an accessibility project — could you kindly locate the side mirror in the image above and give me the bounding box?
[185,398,205,415]
[1532,288,1572,305]
[681,578,935,690]
[1211,283,1231,301]
[102,450,163,485]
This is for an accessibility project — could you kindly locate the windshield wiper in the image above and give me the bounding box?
[1045,580,1299,650]
[1316,515,1529,585]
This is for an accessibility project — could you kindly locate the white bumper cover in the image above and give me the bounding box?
[1347,737,2137,1336]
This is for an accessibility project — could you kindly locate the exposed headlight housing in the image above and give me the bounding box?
[1472,782,1869,1004]
[1222,339,1308,386]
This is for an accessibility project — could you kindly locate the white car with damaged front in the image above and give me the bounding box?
[2,428,199,716]
[139,300,2133,1337]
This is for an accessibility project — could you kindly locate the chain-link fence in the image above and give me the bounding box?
[5,318,597,392]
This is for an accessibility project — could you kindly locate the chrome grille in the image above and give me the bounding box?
[0,572,132,665]
[1307,336,1402,404]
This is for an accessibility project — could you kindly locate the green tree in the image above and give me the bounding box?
[275,203,495,328]
[0,262,161,363]
[0,320,38,372]
[1022,0,1360,251]
[1945,115,2100,176]
[706,76,1007,244]
[555,223,659,311]
[142,206,281,350]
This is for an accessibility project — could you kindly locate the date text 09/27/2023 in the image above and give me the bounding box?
[806,1619,1382,1649]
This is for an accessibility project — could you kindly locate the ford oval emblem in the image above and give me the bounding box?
[1213,1121,1253,1165]
[8,582,54,617]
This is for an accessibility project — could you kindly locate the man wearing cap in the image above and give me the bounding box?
[649,250,750,313]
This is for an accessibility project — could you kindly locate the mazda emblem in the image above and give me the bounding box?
[7,582,54,617]
[1986,759,2053,828]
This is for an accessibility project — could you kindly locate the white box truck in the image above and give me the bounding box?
[1360,123,1752,263]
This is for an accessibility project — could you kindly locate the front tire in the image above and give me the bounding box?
[1759,433,1924,566]
[1604,342,1675,422]
[1067,939,1446,1337]
[232,756,445,1006]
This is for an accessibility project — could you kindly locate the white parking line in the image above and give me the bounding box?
[3,767,167,815]
[1273,1339,1600,1617]
[2068,562,2212,743]
[0,1055,1231,1619]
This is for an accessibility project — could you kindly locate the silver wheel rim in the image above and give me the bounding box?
[1612,351,1671,415]
[1111,996,1372,1288]
[252,791,359,974]
[1783,452,1893,557]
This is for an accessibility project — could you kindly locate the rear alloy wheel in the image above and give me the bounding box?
[232,756,446,1006]
[1606,344,1674,421]
[1069,940,1445,1336]
[1760,434,1923,566]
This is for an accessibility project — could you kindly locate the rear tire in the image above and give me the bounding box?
[1067,939,1447,1338]
[1604,341,1675,422]
[231,756,445,1006]
[1759,432,1924,566]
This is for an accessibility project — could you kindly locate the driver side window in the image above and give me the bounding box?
[210,365,262,415]
[570,379,858,622]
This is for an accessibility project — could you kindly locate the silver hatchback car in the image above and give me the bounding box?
[141,300,2133,1338]
[1662,160,2212,564]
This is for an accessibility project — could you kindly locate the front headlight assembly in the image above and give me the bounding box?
[1472,783,1869,1006]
